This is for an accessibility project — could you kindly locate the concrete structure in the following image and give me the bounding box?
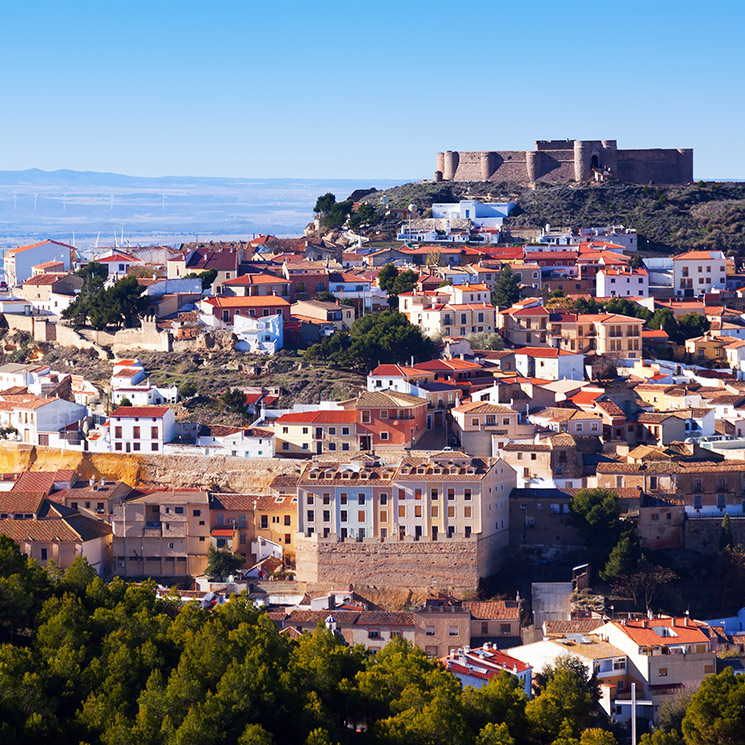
[107,405,176,454]
[3,240,75,287]
[597,267,649,298]
[513,347,585,381]
[673,250,727,298]
[112,490,210,577]
[233,312,284,354]
[435,140,693,185]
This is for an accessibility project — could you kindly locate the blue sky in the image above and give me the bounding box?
[1,0,742,180]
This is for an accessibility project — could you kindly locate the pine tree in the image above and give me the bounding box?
[720,513,734,551]
[491,265,521,307]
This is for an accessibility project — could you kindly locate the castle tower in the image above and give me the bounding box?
[443,151,459,181]
[573,140,593,182]
[435,152,445,182]
[526,150,540,183]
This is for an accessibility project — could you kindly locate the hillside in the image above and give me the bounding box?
[360,180,745,254]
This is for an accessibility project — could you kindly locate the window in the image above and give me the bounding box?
[193,509,201,517]
[398,505,405,518]
[284,534,291,544]
[152,443,159,451]
[380,493,388,505]
[368,629,381,639]
[358,494,365,505]
[40,548,47,561]
[658,667,668,677]
[133,426,140,438]
[133,443,141,451]
[481,621,489,635]
[323,510,330,523]
[380,510,388,522]
[174,507,183,514]
[260,515,268,529]
[425,626,435,636]
[284,515,291,526]
[361,411,371,423]
[307,510,315,522]
[448,626,459,636]
[342,427,350,436]
[501,624,511,634]
[465,526,471,537]
[380,431,389,441]
[340,510,348,522]
[114,426,122,439]
[358,510,365,522]
[151,426,158,439]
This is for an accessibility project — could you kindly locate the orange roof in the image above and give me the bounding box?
[611,617,710,646]
[96,252,139,263]
[110,405,170,418]
[673,250,725,261]
[222,273,289,286]
[514,346,579,358]
[275,410,356,424]
[204,296,290,308]
[4,239,73,257]
[370,364,430,378]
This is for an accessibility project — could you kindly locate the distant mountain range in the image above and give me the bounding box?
[0,169,404,249]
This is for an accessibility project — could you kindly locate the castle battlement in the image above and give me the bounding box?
[435,139,692,185]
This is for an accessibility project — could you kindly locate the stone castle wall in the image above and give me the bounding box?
[295,530,506,592]
[435,140,692,185]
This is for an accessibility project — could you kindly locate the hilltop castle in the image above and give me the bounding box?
[434,139,693,185]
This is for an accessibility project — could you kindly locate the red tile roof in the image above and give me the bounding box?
[275,410,357,425]
[110,405,170,418]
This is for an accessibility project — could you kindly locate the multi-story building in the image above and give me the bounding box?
[393,452,514,548]
[53,478,133,523]
[513,347,585,381]
[451,401,526,456]
[217,272,291,298]
[673,250,727,298]
[345,390,428,451]
[398,283,496,338]
[497,301,551,346]
[596,266,649,298]
[500,433,584,489]
[107,405,176,453]
[3,239,74,287]
[199,295,291,328]
[297,459,396,540]
[596,459,745,516]
[274,410,357,456]
[209,492,298,565]
[112,490,210,577]
[594,617,716,721]
[415,604,472,658]
[548,312,643,358]
[0,392,88,447]
[17,273,83,314]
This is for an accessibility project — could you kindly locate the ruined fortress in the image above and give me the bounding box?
[435,139,693,185]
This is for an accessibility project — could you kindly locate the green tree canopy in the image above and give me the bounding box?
[314,193,336,214]
[682,667,745,745]
[204,547,244,580]
[569,488,622,569]
[492,265,521,307]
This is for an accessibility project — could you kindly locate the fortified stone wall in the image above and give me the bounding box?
[436,140,692,185]
[295,530,506,592]
[684,516,745,554]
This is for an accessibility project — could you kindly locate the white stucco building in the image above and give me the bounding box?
[106,405,176,453]
[3,240,74,288]
[513,347,585,381]
[596,267,649,298]
[233,312,284,354]
[673,250,727,298]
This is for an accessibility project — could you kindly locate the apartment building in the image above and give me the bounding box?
[594,617,716,720]
[596,266,649,298]
[112,490,210,577]
[0,393,88,447]
[451,401,524,456]
[513,347,585,381]
[548,312,643,358]
[209,492,298,565]
[398,283,496,338]
[497,302,550,347]
[347,390,428,450]
[415,604,471,658]
[393,452,514,554]
[673,250,727,298]
[107,405,176,453]
[52,478,133,523]
[274,410,357,456]
[217,272,290,297]
[596,460,745,516]
[297,459,397,540]
[500,433,584,489]
[3,239,74,287]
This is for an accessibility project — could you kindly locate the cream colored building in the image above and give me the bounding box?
[274,410,357,456]
[112,490,210,577]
